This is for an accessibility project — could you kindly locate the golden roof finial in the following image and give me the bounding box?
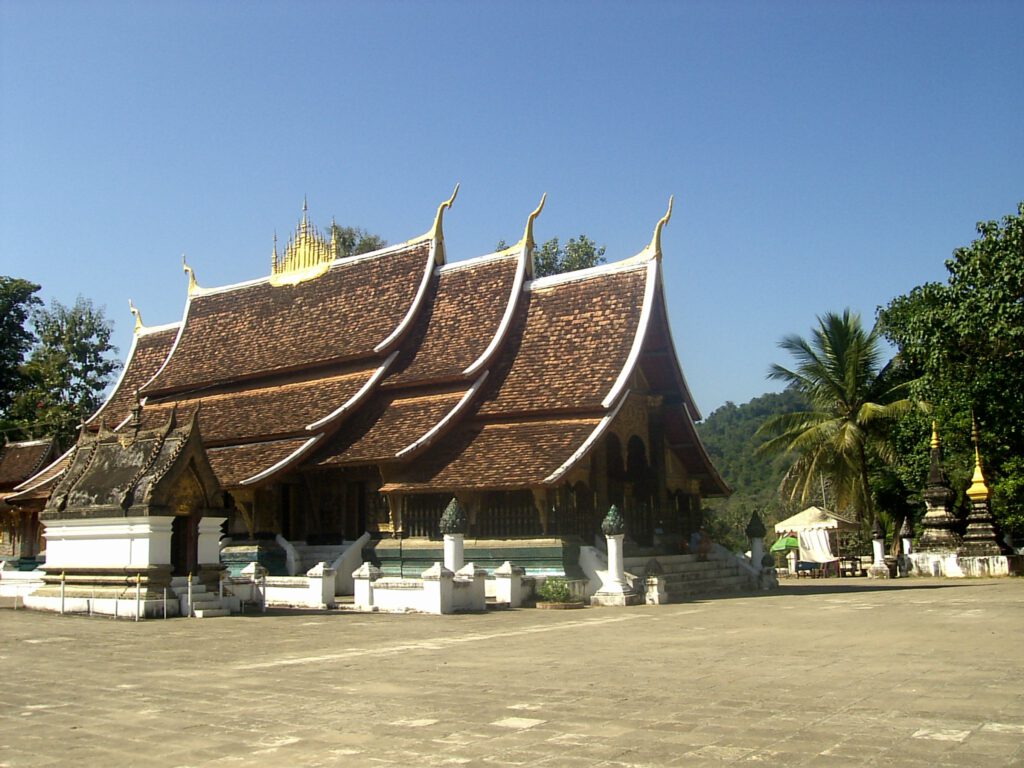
[931,420,940,449]
[966,413,990,502]
[271,231,279,273]
[644,195,674,261]
[430,183,460,265]
[270,200,335,286]
[128,299,143,332]
[182,254,199,295]
[330,217,338,257]
[524,192,547,256]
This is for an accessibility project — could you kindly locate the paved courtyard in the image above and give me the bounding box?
[2,577,1022,767]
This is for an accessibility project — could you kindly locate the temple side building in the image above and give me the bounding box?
[14,191,729,595]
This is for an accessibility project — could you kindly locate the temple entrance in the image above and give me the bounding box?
[171,513,200,575]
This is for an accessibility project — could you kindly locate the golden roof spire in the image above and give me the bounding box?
[128,299,143,332]
[931,420,940,449]
[270,200,335,286]
[518,193,547,278]
[643,195,674,261]
[330,217,338,257]
[966,414,990,502]
[430,183,460,265]
[271,231,279,273]
[182,254,199,295]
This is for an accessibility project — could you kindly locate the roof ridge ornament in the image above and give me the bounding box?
[645,195,673,261]
[270,199,335,286]
[182,254,199,295]
[520,193,547,278]
[429,183,460,265]
[128,299,144,333]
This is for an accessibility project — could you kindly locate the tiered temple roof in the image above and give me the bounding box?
[14,192,728,503]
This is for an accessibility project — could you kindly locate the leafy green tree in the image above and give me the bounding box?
[755,310,913,524]
[495,235,606,277]
[698,389,809,550]
[328,223,387,258]
[878,202,1024,537]
[11,298,119,445]
[0,277,41,422]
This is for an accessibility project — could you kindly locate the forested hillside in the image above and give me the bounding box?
[696,389,809,549]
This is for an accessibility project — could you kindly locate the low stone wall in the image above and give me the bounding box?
[353,560,527,614]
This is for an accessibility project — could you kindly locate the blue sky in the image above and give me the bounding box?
[1,1,1021,417]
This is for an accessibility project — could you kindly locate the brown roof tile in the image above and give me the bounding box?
[381,418,601,492]
[207,438,313,488]
[477,266,647,417]
[140,365,380,445]
[5,450,71,502]
[0,439,56,490]
[143,242,431,396]
[85,326,178,429]
[313,388,468,467]
[385,254,521,386]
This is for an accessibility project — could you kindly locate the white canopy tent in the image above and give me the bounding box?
[775,506,859,565]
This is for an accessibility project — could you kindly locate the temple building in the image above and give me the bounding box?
[12,190,729,592]
[0,437,59,567]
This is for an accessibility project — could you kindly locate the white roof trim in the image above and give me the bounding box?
[374,248,435,353]
[240,436,322,486]
[526,254,649,292]
[438,248,518,274]
[543,393,629,484]
[137,321,181,336]
[463,251,525,376]
[305,352,398,431]
[10,446,74,493]
[395,371,489,459]
[188,239,417,298]
[83,330,142,426]
[2,437,51,448]
[600,259,658,409]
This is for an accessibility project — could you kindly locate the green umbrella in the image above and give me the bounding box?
[770,535,799,552]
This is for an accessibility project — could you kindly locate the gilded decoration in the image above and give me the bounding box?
[270,199,338,287]
[611,391,649,448]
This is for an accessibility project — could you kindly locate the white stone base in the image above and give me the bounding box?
[590,589,643,607]
[909,551,1021,578]
[22,593,181,619]
[867,563,891,579]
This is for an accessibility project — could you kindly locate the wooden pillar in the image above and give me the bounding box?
[531,487,549,536]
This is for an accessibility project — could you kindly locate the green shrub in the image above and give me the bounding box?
[537,577,574,603]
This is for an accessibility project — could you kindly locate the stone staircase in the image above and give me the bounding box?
[635,553,750,604]
[170,576,237,618]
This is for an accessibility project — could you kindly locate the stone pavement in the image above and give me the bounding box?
[2,577,1023,767]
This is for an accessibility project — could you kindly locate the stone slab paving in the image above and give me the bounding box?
[2,577,1023,767]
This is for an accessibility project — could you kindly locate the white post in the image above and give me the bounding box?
[163,588,168,619]
[607,533,626,585]
[443,532,465,572]
[187,573,193,618]
[786,549,798,576]
[135,573,141,622]
[306,561,336,609]
[750,537,765,573]
[261,573,267,613]
[872,537,885,566]
[494,561,525,608]
[60,571,66,615]
[352,562,381,610]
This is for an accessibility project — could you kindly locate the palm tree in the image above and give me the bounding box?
[756,309,913,523]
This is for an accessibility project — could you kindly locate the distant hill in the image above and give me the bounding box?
[696,389,810,549]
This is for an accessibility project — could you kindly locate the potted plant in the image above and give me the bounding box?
[535,577,586,609]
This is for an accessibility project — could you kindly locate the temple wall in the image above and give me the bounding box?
[44,517,176,568]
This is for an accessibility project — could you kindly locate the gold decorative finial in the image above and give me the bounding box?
[930,421,940,449]
[645,195,674,261]
[270,200,335,286]
[330,217,338,257]
[182,254,199,295]
[966,414,990,502]
[430,183,460,265]
[128,299,143,332]
[524,193,547,255]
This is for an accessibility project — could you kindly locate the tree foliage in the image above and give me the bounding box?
[697,389,809,551]
[0,277,42,420]
[495,235,606,277]
[878,202,1024,536]
[11,298,120,445]
[755,310,913,523]
[328,223,387,258]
